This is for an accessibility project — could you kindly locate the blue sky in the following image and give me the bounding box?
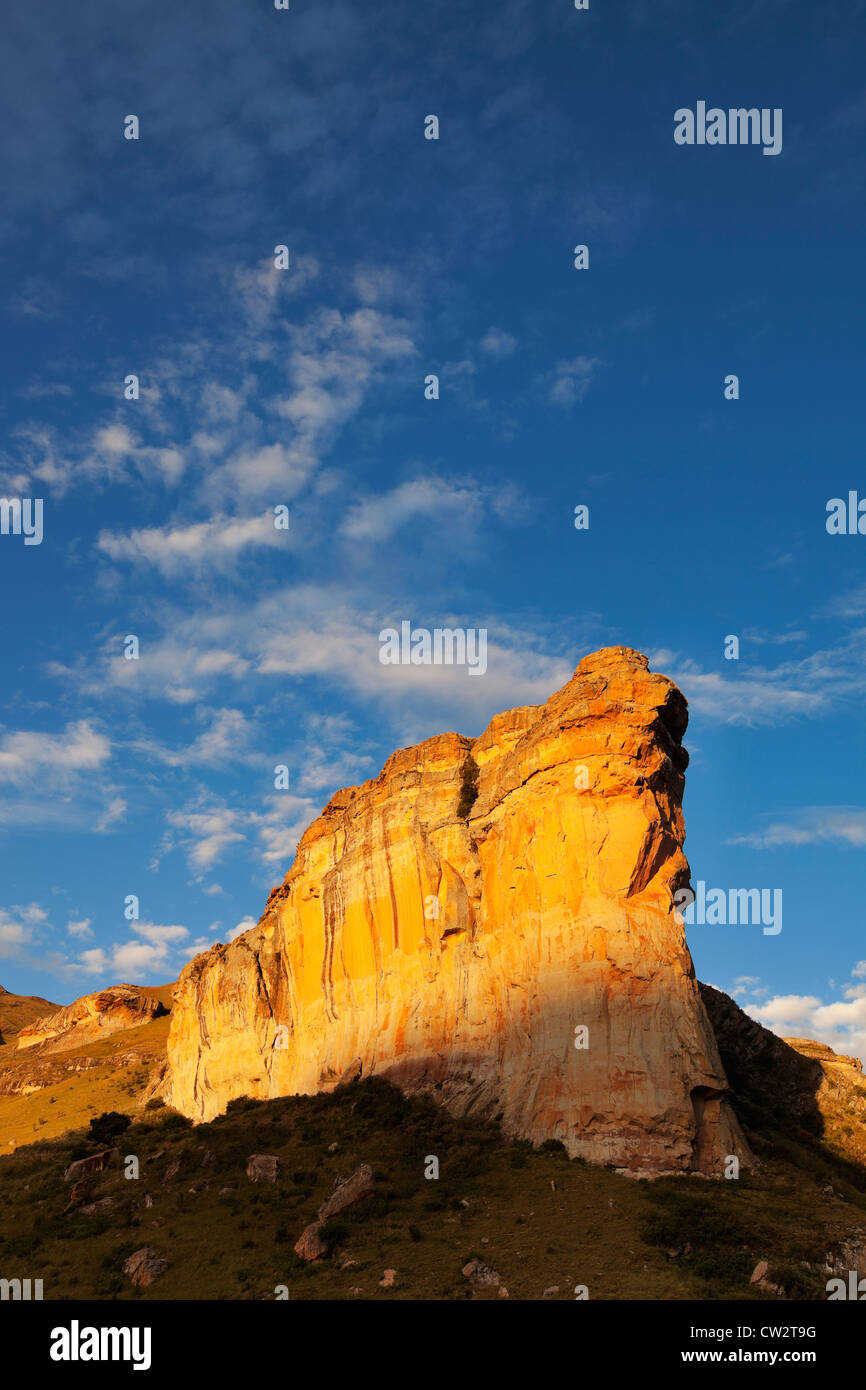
[1,0,864,1061]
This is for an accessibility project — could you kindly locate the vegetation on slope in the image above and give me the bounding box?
[1,1077,864,1301]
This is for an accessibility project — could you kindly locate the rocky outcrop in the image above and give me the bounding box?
[294,1163,376,1260]
[784,1037,864,1079]
[16,985,167,1053]
[63,1148,120,1184]
[166,647,750,1177]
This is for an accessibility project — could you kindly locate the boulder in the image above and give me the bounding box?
[462,1259,502,1287]
[63,1148,119,1183]
[318,1164,375,1221]
[122,1247,168,1287]
[246,1154,280,1183]
[294,1222,328,1262]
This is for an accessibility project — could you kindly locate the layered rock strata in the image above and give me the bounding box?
[17,984,166,1052]
[166,647,749,1176]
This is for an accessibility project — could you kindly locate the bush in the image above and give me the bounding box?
[539,1138,569,1159]
[158,1110,193,1131]
[456,756,480,819]
[89,1112,132,1146]
[225,1096,259,1115]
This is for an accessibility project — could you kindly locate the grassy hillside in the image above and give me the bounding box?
[0,983,174,1152]
[0,987,57,1046]
[1,1077,864,1301]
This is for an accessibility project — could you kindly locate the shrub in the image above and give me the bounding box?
[456,756,480,819]
[88,1112,132,1146]
[225,1096,259,1115]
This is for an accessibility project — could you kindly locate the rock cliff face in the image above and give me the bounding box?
[16,984,167,1053]
[166,647,750,1176]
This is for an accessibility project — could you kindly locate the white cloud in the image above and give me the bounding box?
[729,807,866,850]
[131,709,254,769]
[480,327,517,357]
[0,903,50,960]
[0,720,110,784]
[548,355,600,407]
[744,965,866,1066]
[95,798,126,832]
[0,913,32,951]
[47,583,578,737]
[339,476,487,543]
[73,919,190,982]
[232,254,321,327]
[97,512,290,574]
[648,632,866,727]
[162,789,321,875]
[226,917,257,942]
[251,795,321,865]
[165,805,246,873]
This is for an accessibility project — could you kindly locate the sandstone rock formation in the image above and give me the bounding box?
[784,1037,864,1079]
[16,984,167,1053]
[166,647,750,1177]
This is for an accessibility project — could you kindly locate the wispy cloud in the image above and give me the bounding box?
[97,512,291,575]
[729,806,866,849]
[547,355,601,408]
[651,627,866,726]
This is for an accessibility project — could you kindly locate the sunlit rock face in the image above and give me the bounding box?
[166,646,750,1177]
[16,985,166,1053]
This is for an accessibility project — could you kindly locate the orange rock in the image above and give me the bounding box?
[17,985,166,1052]
[166,647,750,1177]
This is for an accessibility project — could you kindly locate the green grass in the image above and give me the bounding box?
[1,1076,864,1301]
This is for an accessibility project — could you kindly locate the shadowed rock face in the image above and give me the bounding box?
[700,983,866,1166]
[166,646,750,1176]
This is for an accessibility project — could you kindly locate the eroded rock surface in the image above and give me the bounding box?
[166,647,749,1176]
[17,985,166,1052]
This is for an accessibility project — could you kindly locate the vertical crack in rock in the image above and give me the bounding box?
[321,869,343,1023]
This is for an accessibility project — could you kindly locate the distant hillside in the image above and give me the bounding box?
[0,982,174,1152]
[0,984,58,1046]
